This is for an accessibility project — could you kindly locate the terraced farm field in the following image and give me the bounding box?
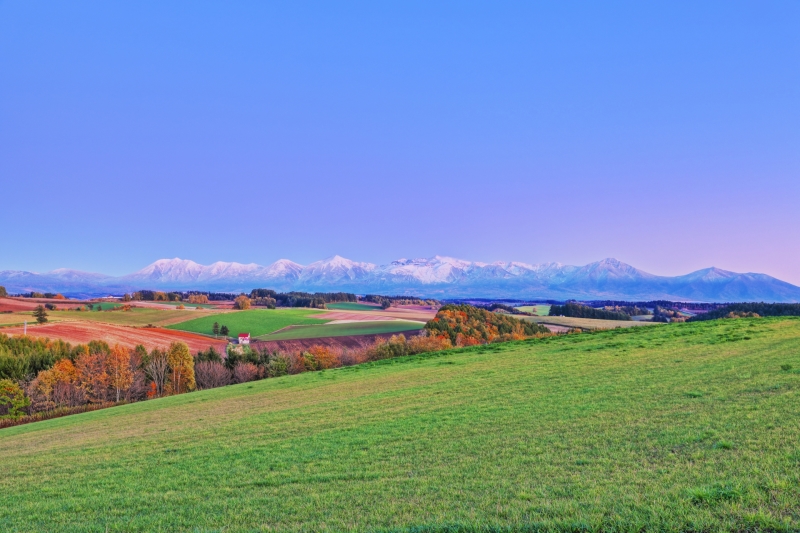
[44,308,207,327]
[256,320,424,341]
[325,302,384,311]
[1,318,798,531]
[167,308,328,338]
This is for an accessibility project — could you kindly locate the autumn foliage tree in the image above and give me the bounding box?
[167,342,195,394]
[0,379,30,419]
[234,295,251,310]
[107,345,134,402]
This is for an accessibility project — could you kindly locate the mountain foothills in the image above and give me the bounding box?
[1,256,799,302]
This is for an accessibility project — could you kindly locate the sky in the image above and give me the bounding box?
[1,1,799,283]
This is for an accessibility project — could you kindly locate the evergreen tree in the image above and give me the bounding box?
[0,285,7,298]
[33,305,48,324]
[220,325,229,336]
[212,322,220,336]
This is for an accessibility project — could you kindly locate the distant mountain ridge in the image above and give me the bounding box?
[1,256,799,302]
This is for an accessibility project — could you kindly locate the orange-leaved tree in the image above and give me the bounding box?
[107,344,134,402]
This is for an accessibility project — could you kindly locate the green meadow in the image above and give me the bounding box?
[256,320,424,341]
[1,318,799,532]
[166,308,329,337]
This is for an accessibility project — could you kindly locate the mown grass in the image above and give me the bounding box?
[256,320,424,341]
[516,305,551,316]
[167,308,329,337]
[1,318,799,532]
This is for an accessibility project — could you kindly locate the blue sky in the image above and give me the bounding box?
[1,1,799,282]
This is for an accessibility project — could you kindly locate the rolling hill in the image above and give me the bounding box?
[1,318,799,531]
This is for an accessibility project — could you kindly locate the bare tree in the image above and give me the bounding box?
[195,361,232,390]
[233,362,259,384]
[145,349,169,397]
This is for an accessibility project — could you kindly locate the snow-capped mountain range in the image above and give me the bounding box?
[2,256,800,302]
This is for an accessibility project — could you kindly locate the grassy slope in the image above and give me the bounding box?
[256,320,424,341]
[326,302,384,311]
[166,308,329,337]
[1,318,799,532]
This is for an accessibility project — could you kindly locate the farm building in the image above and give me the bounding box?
[238,333,250,345]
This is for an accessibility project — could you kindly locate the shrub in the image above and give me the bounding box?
[233,362,259,383]
[306,345,340,369]
[266,354,290,377]
[195,361,232,390]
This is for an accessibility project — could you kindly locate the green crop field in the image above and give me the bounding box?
[515,305,551,316]
[167,308,329,338]
[2,318,800,532]
[326,302,384,312]
[256,320,424,341]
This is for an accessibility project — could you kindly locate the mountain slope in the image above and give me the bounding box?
[1,256,799,302]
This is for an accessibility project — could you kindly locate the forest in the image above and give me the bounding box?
[248,289,357,309]
[425,304,550,346]
[549,302,632,321]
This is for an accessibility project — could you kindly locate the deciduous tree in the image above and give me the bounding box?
[0,379,29,419]
[144,349,169,397]
[167,342,195,393]
[107,345,133,402]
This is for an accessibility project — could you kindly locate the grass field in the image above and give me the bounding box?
[256,320,425,341]
[43,308,206,327]
[520,315,657,330]
[326,302,384,312]
[0,314,34,327]
[515,305,551,316]
[167,308,329,338]
[1,317,799,531]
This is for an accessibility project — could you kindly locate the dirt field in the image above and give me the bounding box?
[313,305,435,323]
[0,297,85,312]
[2,322,228,353]
[253,330,423,354]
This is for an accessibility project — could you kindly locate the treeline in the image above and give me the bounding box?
[689,303,800,322]
[603,305,651,316]
[248,290,357,309]
[478,303,531,315]
[126,291,232,302]
[16,292,66,299]
[652,306,687,323]
[426,304,551,346]
[363,295,439,307]
[586,300,724,312]
[549,303,632,321]
[0,336,197,425]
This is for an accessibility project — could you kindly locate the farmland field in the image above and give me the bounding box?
[256,320,425,341]
[520,315,657,330]
[515,305,551,316]
[1,317,799,531]
[325,302,383,311]
[44,308,207,327]
[167,308,329,337]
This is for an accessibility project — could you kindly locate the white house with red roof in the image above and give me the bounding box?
[238,333,250,345]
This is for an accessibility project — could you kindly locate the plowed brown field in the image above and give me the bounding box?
[3,321,227,353]
[0,297,83,312]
